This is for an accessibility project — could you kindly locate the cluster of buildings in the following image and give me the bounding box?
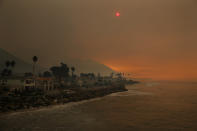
[0,73,123,92]
[0,76,54,92]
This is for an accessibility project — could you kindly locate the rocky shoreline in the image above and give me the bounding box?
[0,84,128,113]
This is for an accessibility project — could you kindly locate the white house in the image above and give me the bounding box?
[36,77,54,91]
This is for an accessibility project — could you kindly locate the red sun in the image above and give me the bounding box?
[115,12,120,17]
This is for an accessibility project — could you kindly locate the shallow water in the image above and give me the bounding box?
[1,82,197,131]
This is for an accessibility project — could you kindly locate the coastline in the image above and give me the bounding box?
[0,83,137,115]
[0,95,106,116]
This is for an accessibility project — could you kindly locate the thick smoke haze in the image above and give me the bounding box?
[0,0,197,81]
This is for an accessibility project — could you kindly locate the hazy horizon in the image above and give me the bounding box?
[1,0,197,81]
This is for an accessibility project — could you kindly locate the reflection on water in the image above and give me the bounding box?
[1,82,197,131]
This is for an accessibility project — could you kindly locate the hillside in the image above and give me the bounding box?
[0,48,45,74]
[0,48,115,76]
[64,59,115,76]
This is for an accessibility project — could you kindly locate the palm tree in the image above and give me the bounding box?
[5,61,11,76]
[71,67,75,78]
[10,60,16,75]
[10,60,16,68]
[5,61,10,68]
[32,56,38,76]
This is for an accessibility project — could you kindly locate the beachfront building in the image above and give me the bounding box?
[36,77,54,91]
[76,79,83,87]
[79,73,97,87]
[77,73,119,87]
[0,76,55,91]
[0,76,35,91]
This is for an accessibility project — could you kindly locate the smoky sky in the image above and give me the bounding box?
[1,0,197,80]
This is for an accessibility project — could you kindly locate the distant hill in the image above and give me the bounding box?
[0,48,45,74]
[63,59,115,76]
[0,48,115,76]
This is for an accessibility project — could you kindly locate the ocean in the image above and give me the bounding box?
[1,82,197,131]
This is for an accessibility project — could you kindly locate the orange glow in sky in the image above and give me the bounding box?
[103,59,197,81]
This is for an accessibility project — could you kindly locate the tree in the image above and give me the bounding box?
[50,62,70,82]
[71,67,75,77]
[1,69,8,77]
[10,60,16,68]
[60,63,69,78]
[33,56,38,63]
[0,68,12,76]
[43,71,52,77]
[3,60,14,76]
[32,56,38,76]
[10,60,16,75]
[5,61,10,68]
[50,66,60,77]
